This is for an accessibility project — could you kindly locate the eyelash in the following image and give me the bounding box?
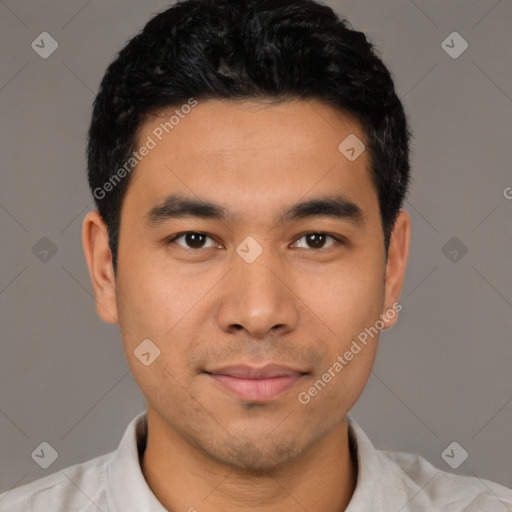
[165,231,345,251]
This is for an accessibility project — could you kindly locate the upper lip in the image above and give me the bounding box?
[205,364,307,379]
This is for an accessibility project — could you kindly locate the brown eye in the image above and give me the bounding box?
[291,232,340,250]
[167,232,217,249]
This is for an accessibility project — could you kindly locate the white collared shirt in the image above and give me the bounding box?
[1,411,511,511]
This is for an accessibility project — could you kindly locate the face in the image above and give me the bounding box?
[83,98,409,472]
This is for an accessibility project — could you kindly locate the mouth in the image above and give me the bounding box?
[204,364,308,402]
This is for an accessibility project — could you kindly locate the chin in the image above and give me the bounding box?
[208,434,306,474]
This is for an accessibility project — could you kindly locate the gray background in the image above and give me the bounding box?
[1,0,511,497]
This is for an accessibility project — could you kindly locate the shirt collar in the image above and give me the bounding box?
[105,411,167,511]
[345,414,384,510]
[104,410,394,511]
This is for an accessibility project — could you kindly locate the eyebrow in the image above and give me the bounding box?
[144,193,365,227]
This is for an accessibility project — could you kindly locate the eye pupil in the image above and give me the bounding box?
[307,233,325,248]
[186,232,206,248]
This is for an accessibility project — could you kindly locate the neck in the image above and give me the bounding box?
[141,409,357,512]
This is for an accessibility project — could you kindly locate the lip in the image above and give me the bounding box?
[205,364,307,402]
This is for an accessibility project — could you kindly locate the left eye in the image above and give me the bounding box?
[291,233,340,250]
[167,232,340,250]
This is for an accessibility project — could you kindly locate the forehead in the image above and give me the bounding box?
[137,98,367,160]
[123,99,377,224]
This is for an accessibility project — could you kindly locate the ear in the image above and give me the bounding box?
[381,209,410,329]
[81,210,119,324]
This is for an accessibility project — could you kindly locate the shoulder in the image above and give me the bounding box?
[347,417,512,511]
[0,451,113,512]
[381,448,512,510]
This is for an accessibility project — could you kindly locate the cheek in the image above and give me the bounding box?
[116,254,208,379]
[117,253,192,340]
[297,327,378,422]
[313,257,385,335]
[116,270,195,410]
[300,255,384,396]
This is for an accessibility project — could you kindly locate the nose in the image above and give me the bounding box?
[215,244,299,340]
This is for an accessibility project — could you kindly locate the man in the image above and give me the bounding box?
[1,0,511,510]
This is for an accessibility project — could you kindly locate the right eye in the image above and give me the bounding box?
[165,231,219,250]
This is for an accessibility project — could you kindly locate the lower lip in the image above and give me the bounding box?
[207,374,304,402]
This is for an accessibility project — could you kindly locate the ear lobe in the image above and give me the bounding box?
[81,210,119,324]
[381,209,410,330]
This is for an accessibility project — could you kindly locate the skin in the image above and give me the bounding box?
[82,98,410,512]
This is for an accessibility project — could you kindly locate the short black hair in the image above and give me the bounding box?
[87,0,411,273]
